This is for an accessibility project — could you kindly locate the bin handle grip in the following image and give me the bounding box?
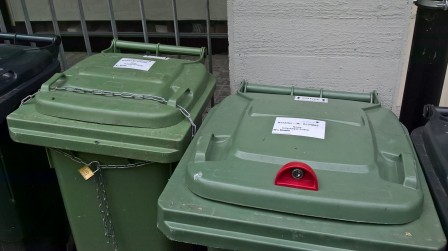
[0,33,60,56]
[240,82,381,104]
[194,133,214,162]
[103,39,206,62]
[400,153,418,190]
[0,33,60,46]
[41,73,66,92]
[423,104,448,119]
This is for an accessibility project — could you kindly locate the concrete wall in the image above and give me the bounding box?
[228,0,414,111]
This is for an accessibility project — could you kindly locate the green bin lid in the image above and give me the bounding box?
[7,40,215,163]
[185,83,423,224]
[34,52,209,128]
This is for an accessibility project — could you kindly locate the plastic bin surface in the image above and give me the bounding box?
[158,83,446,251]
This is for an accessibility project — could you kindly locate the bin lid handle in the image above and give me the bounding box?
[274,162,318,191]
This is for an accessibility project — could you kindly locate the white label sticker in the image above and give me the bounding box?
[294,96,328,103]
[272,117,326,139]
[143,55,170,60]
[113,58,156,71]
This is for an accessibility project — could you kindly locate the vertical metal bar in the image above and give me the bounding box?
[205,0,214,106]
[205,0,213,73]
[77,0,92,55]
[0,8,7,33]
[171,0,180,46]
[107,0,118,39]
[138,0,149,43]
[20,0,33,34]
[0,8,9,44]
[48,0,67,70]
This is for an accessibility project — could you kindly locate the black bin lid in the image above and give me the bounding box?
[0,33,60,96]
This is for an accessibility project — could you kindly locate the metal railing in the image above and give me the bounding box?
[0,0,217,73]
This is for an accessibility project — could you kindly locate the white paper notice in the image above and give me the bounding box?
[272,117,326,139]
[294,96,328,103]
[113,58,156,71]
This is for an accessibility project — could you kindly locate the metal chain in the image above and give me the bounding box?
[51,86,197,137]
[22,86,197,250]
[52,148,151,169]
[52,148,153,251]
[20,90,40,106]
[93,162,118,251]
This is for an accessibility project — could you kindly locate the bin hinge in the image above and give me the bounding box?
[414,0,448,10]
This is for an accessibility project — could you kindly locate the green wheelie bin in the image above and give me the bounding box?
[7,39,216,251]
[158,82,446,251]
[0,33,69,250]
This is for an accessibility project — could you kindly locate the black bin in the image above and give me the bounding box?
[411,105,448,241]
[0,33,69,250]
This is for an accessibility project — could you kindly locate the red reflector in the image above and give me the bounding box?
[274,162,318,191]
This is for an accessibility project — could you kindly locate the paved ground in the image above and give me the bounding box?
[65,52,230,105]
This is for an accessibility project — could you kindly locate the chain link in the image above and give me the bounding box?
[93,162,118,251]
[51,86,197,137]
[20,90,40,106]
[52,148,153,251]
[52,148,152,169]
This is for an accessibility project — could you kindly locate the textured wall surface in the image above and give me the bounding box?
[228,0,414,110]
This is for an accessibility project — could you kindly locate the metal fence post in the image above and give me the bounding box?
[0,8,7,33]
[171,0,180,46]
[0,8,9,44]
[206,0,213,73]
[48,0,67,70]
[20,0,33,35]
[107,0,118,39]
[77,0,92,55]
[205,0,214,106]
[139,0,149,43]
